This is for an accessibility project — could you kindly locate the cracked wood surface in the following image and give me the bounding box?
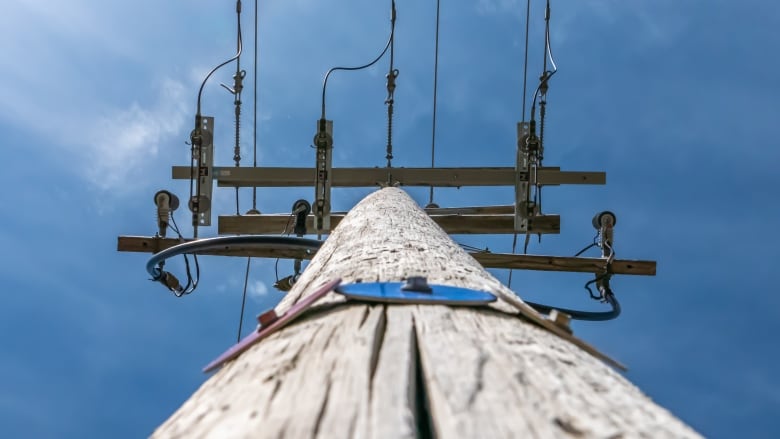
[153,188,698,438]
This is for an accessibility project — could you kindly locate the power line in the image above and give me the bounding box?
[509,0,532,289]
[237,257,251,341]
[251,0,259,212]
[429,0,441,206]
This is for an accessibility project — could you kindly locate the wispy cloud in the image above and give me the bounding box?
[475,0,521,16]
[84,79,188,191]
[472,0,686,47]
[0,1,192,193]
[248,280,270,301]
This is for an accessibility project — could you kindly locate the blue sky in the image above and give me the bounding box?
[1,0,778,437]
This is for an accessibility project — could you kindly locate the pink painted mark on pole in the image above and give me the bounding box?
[203,278,342,373]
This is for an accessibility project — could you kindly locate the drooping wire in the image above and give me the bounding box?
[168,210,200,296]
[195,3,244,120]
[190,0,244,239]
[319,3,396,120]
[508,0,533,289]
[574,232,601,257]
[274,214,296,284]
[530,0,557,128]
[428,0,441,205]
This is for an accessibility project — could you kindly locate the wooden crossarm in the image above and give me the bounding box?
[116,236,315,260]
[472,253,656,276]
[171,166,605,188]
[216,213,560,235]
[117,236,654,276]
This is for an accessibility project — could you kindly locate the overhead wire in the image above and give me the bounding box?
[231,0,246,216]
[237,0,261,342]
[237,257,251,341]
[530,0,557,122]
[428,0,441,206]
[319,3,396,121]
[508,0,532,289]
[251,0,259,212]
[528,0,557,220]
[218,0,248,337]
[384,0,399,168]
[190,0,245,239]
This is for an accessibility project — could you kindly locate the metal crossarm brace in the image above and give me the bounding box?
[513,121,606,233]
[191,116,214,227]
[515,122,531,232]
[313,119,333,236]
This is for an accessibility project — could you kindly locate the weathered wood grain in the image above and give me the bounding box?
[413,306,697,438]
[152,188,698,438]
[473,253,656,276]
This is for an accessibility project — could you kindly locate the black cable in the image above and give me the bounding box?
[530,0,557,118]
[574,231,601,257]
[574,243,598,257]
[232,1,245,216]
[521,0,531,122]
[195,3,244,119]
[190,0,245,239]
[148,236,321,295]
[428,0,441,205]
[237,257,251,341]
[252,0,259,211]
[169,212,200,296]
[508,232,519,287]
[320,3,396,120]
[273,213,296,284]
[509,0,533,289]
[384,0,398,169]
[523,271,621,321]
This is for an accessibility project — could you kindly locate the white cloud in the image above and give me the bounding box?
[248,280,270,301]
[476,0,521,16]
[0,2,196,194]
[83,79,189,191]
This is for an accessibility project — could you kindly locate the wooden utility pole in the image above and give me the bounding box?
[152,188,699,438]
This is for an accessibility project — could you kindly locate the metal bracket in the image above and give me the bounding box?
[190,116,214,227]
[515,121,531,232]
[313,119,333,237]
